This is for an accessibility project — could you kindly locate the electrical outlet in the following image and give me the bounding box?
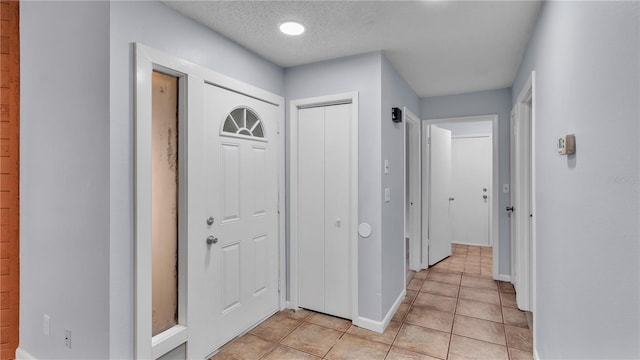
[43,315,50,336]
[65,329,72,349]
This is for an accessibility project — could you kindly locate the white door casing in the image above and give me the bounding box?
[451,136,491,246]
[289,93,359,324]
[135,44,285,359]
[404,108,423,271]
[511,71,536,313]
[428,125,452,265]
[202,84,280,353]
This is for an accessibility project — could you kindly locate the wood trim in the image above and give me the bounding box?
[0,1,20,359]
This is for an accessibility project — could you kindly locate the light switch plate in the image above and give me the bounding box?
[43,314,50,336]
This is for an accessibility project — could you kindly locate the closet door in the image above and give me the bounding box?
[297,104,351,319]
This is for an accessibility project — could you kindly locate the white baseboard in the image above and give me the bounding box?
[498,274,511,282]
[353,289,405,334]
[16,348,37,360]
[533,347,540,360]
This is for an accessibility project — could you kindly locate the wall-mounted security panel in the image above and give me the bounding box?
[392,107,402,122]
[557,134,576,155]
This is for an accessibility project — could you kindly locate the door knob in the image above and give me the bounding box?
[206,236,218,245]
[206,216,214,226]
[506,206,514,212]
[483,195,488,199]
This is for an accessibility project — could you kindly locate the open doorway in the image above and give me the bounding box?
[422,115,500,279]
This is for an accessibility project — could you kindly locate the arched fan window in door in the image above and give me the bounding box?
[221,106,265,139]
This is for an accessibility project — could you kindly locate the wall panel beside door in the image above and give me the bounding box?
[0,1,20,358]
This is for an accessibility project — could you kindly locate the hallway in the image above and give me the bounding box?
[211,245,532,360]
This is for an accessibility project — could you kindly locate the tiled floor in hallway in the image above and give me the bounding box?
[211,244,532,360]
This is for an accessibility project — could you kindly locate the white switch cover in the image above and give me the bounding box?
[43,314,50,336]
[503,184,510,193]
[384,188,391,202]
[384,160,389,174]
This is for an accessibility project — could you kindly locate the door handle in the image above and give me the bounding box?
[506,206,514,212]
[449,197,455,201]
[483,195,488,200]
[206,236,218,245]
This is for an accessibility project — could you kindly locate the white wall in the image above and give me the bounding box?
[20,1,110,358]
[284,52,384,321]
[421,88,512,277]
[438,121,492,137]
[380,55,420,316]
[512,1,639,358]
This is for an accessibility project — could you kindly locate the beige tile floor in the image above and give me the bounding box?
[211,244,532,360]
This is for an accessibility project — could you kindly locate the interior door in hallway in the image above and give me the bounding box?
[297,104,351,319]
[450,136,491,246]
[202,84,280,352]
[428,125,452,265]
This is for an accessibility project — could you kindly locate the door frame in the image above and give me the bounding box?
[289,93,359,321]
[403,108,423,271]
[511,71,536,313]
[134,43,285,359]
[422,115,500,279]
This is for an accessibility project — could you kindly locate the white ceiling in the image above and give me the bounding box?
[165,1,542,98]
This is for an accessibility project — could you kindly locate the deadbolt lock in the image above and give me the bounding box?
[206,216,214,226]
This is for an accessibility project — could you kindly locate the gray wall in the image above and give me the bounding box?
[380,56,420,315]
[512,1,639,358]
[421,88,512,277]
[20,1,110,358]
[108,2,284,358]
[285,52,385,321]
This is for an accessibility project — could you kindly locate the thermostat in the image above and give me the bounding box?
[558,134,575,155]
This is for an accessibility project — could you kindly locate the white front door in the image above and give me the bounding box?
[428,125,452,265]
[203,84,280,352]
[450,136,491,246]
[296,103,352,319]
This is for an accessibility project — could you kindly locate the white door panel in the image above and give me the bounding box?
[297,103,351,319]
[324,104,351,318]
[451,137,491,246]
[203,84,279,352]
[297,107,326,312]
[428,126,452,265]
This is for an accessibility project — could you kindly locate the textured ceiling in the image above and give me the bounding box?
[165,1,542,97]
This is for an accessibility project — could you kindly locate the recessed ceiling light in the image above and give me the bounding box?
[279,21,305,36]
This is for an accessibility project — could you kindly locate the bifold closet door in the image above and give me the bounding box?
[297,103,351,319]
